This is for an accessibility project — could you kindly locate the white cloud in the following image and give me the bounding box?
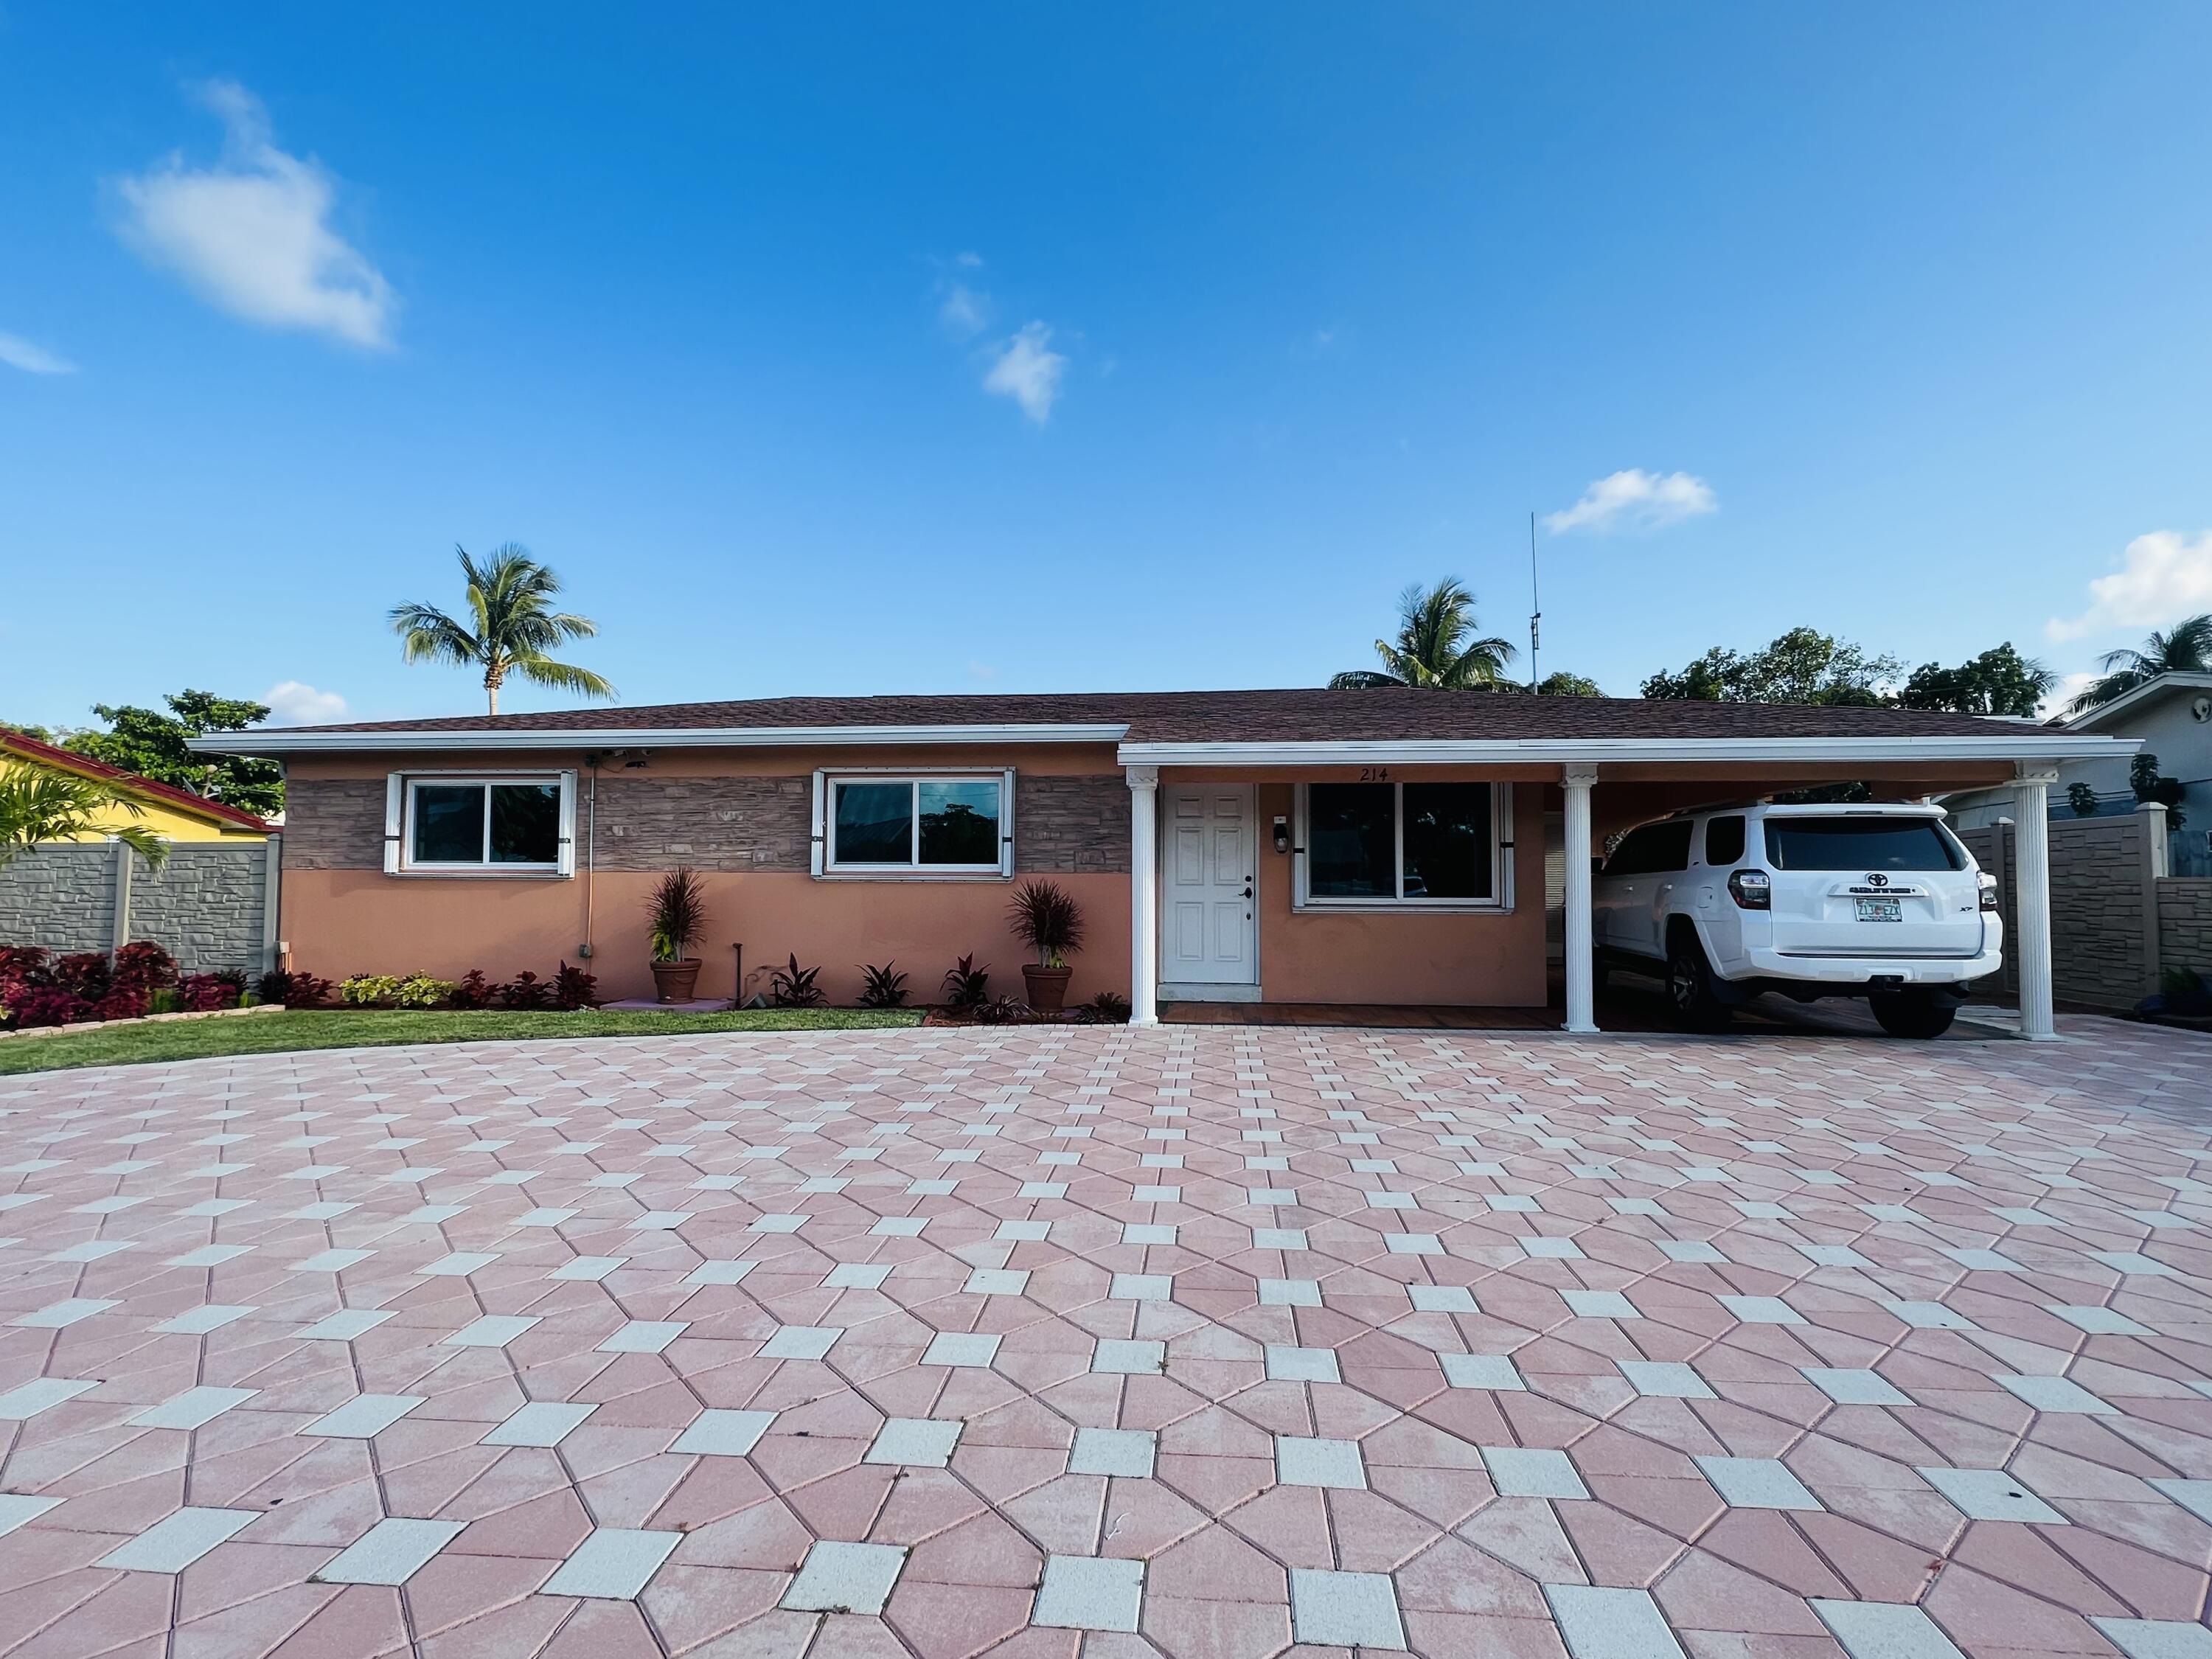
[982,322,1066,425]
[2047,529,2212,641]
[0,332,76,375]
[263,681,349,725]
[1543,469,1718,535]
[939,282,988,337]
[116,80,396,349]
[2042,671,2098,719]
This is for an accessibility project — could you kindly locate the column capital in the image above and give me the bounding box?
[2013,765,2060,788]
[1560,763,1599,789]
[1124,765,1159,792]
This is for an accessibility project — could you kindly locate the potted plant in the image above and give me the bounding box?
[1008,879,1084,1014]
[646,867,709,1003]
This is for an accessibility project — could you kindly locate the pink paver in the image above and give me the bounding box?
[0,1015,2210,1656]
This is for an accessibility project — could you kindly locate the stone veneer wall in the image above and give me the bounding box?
[0,841,276,975]
[1959,813,2160,1010]
[2158,877,2212,981]
[284,771,1133,874]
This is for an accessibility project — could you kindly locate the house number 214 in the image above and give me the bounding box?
[1359,768,1391,782]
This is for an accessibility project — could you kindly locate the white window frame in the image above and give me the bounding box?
[812,768,1015,880]
[1293,780,1513,913]
[385,771,577,878]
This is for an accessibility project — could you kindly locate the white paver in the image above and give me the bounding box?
[1290,1568,1408,1650]
[781,1539,908,1615]
[1032,1554,1144,1632]
[316,1518,467,1585]
[539,1527,682,1599]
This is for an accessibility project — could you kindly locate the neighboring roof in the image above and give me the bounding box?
[1,730,274,833]
[2058,672,2212,734]
[186,687,2135,765]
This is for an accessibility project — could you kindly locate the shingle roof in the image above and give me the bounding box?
[0,731,274,832]
[276,687,2023,743]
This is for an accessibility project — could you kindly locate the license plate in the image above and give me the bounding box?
[1854,897,1902,922]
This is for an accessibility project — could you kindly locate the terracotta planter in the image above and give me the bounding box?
[1021,964,1073,1015]
[650,959,703,1004]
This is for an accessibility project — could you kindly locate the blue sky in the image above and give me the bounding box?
[6,4,2212,728]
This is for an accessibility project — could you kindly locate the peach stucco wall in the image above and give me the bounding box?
[282,868,1131,1008]
[1251,779,1548,1007]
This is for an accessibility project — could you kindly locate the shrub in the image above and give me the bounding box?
[52,953,111,1001]
[339,974,401,1006]
[257,970,332,1009]
[1007,880,1085,967]
[10,987,86,1029]
[111,942,178,994]
[176,973,239,1012]
[1078,990,1132,1023]
[858,962,908,1009]
[390,974,454,1009]
[554,961,599,1009]
[449,970,498,1009]
[0,945,50,1012]
[149,987,182,1015]
[94,987,150,1021]
[941,953,990,1011]
[972,993,1034,1024]
[770,955,825,1007]
[647,868,709,962]
[501,970,554,1010]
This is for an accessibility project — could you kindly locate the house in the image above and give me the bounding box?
[0,730,281,973]
[1,729,274,842]
[1944,675,2212,875]
[192,688,2131,1036]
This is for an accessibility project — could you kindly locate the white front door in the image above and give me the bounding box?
[1162,784,1256,985]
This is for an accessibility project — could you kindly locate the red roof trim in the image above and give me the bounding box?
[0,731,273,832]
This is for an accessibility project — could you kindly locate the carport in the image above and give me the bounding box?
[1119,712,2137,1037]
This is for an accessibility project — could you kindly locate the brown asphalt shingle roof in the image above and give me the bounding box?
[279,688,2028,743]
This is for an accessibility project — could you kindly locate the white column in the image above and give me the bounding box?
[1561,765,1599,1034]
[1127,766,1160,1026]
[2014,766,2058,1040]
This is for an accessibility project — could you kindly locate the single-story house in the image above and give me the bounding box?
[193,689,2132,1036]
[1945,673,2212,875]
[1,730,274,843]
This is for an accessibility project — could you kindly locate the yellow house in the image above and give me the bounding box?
[1,730,274,843]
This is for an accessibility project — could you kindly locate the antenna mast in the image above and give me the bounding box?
[1528,510,1541,692]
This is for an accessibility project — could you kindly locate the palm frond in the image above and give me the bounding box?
[512,655,618,700]
[0,769,167,870]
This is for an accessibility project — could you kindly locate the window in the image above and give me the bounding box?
[1298,782,1506,909]
[393,775,571,874]
[1764,816,1965,872]
[1604,821,1694,876]
[1703,815,1746,866]
[820,772,1010,875]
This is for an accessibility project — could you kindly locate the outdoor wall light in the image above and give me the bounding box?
[1273,815,1290,854]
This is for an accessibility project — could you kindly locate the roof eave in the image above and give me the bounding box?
[1116,734,2140,766]
[2060,673,2212,732]
[186,722,1135,757]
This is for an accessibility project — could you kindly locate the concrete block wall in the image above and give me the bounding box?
[0,841,276,975]
[2159,877,2212,982]
[1961,811,2165,1011]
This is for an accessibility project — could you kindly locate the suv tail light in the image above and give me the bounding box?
[1978,874,1999,913]
[1726,870,1771,910]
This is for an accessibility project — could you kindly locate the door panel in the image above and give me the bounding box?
[1161,785,1256,984]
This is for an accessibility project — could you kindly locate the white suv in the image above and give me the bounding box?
[1592,801,2003,1037]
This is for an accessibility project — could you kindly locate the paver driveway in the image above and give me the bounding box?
[1,1020,2211,1658]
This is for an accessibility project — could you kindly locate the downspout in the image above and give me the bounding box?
[580,754,599,959]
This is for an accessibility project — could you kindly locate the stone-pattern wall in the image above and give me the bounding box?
[1959,815,2157,1009]
[2159,877,2212,981]
[1016,775,1130,874]
[281,779,388,871]
[596,776,813,872]
[0,845,119,956]
[0,841,271,974]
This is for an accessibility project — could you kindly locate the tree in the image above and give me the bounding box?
[1641,627,1902,706]
[1899,643,2056,718]
[0,768,167,872]
[1534,671,1604,698]
[390,544,616,714]
[2066,613,2212,714]
[1328,578,1516,690]
[1,720,58,742]
[65,691,284,818]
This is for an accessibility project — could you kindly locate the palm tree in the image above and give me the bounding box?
[389,544,616,714]
[2066,613,2212,714]
[1329,578,1517,690]
[0,769,167,872]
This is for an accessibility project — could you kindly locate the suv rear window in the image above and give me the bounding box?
[1606,821,1694,875]
[1762,817,1965,872]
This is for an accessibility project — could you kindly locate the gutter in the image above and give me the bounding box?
[1115,734,2142,767]
[187,722,1134,757]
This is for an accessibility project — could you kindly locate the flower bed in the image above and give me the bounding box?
[0,942,268,1031]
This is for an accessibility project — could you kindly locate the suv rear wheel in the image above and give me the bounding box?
[1870,990,1956,1040]
[1666,930,1731,1032]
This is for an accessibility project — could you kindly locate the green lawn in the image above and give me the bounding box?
[0,1007,925,1077]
